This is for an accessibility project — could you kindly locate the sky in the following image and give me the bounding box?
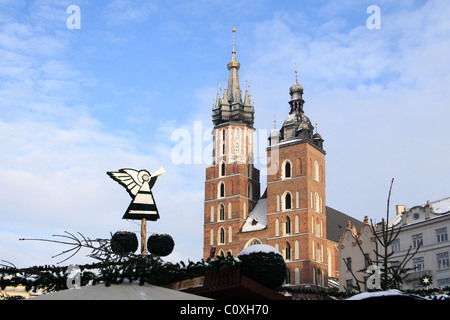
[0,0,449,268]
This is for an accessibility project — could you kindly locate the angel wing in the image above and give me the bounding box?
[107,169,143,198]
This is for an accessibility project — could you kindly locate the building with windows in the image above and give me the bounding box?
[338,196,450,291]
[391,197,450,289]
[338,216,376,292]
[203,29,361,288]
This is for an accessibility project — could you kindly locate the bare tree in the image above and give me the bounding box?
[343,178,420,292]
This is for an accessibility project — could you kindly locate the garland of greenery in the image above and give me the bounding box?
[0,232,237,295]
[1,232,449,300]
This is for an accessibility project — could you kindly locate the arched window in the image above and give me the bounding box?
[285,217,291,235]
[282,160,292,179]
[219,227,225,245]
[295,267,300,284]
[286,269,291,285]
[314,161,319,181]
[285,161,291,178]
[235,128,240,155]
[218,182,225,198]
[285,192,292,210]
[219,204,225,221]
[244,238,262,248]
[222,129,226,154]
[314,192,320,213]
[297,158,302,175]
[220,161,226,176]
[286,242,292,261]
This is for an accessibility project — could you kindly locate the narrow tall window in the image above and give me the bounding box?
[314,193,320,213]
[285,193,292,210]
[235,128,240,155]
[219,204,225,221]
[220,161,226,176]
[219,182,225,198]
[286,217,291,235]
[346,257,352,271]
[222,129,226,154]
[286,242,291,260]
[285,161,291,178]
[314,161,319,181]
[219,228,225,245]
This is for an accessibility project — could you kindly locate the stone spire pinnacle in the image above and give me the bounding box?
[212,28,254,127]
[226,28,242,104]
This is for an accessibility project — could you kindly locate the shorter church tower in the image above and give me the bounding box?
[266,70,329,286]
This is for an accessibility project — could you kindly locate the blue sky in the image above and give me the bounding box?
[0,0,449,267]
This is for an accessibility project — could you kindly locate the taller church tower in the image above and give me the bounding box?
[203,29,260,259]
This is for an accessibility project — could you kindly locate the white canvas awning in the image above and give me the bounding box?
[31,282,211,300]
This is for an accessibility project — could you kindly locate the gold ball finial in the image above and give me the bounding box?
[232,28,236,32]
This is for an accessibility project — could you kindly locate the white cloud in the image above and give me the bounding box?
[0,5,205,267]
[241,0,450,220]
[0,0,449,270]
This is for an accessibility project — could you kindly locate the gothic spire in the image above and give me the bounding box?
[212,28,254,127]
[226,28,242,104]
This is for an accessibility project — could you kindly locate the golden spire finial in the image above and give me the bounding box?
[294,63,299,84]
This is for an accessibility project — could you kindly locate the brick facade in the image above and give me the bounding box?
[203,30,338,288]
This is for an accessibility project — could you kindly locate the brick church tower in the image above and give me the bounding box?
[203,29,336,287]
[203,28,260,259]
[266,70,328,286]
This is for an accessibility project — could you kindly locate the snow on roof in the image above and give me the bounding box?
[346,289,404,300]
[430,197,450,214]
[237,244,282,257]
[241,198,267,232]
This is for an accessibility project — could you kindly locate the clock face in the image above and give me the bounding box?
[413,213,420,220]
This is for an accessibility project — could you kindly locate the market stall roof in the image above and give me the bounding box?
[31,282,211,300]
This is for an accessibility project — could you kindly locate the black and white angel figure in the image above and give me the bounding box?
[107,167,165,221]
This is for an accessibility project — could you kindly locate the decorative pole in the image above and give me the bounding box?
[107,167,166,255]
[141,218,147,254]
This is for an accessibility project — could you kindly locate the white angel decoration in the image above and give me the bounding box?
[107,167,165,221]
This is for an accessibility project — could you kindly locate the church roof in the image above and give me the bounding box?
[326,206,363,243]
[241,198,267,233]
[240,198,362,243]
